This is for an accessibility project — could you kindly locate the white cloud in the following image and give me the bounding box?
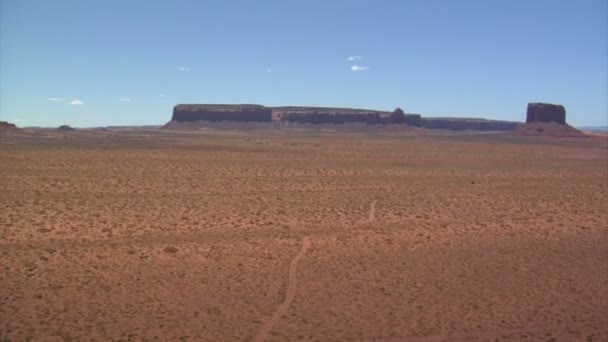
[119,97,132,102]
[68,99,84,105]
[347,55,361,61]
[265,68,273,73]
[351,65,369,72]
[48,97,65,102]
[179,67,191,72]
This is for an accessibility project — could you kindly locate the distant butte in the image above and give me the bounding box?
[0,121,19,132]
[526,102,566,124]
[57,125,77,132]
[515,102,584,136]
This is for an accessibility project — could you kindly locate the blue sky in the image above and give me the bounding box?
[1,0,606,127]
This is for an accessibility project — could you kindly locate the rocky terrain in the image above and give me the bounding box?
[1,129,606,341]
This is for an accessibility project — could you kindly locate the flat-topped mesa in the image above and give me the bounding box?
[273,106,422,126]
[0,121,18,131]
[526,102,566,124]
[172,104,272,123]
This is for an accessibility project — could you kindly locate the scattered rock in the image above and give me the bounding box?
[164,246,179,254]
[206,307,222,315]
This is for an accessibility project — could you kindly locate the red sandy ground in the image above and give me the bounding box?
[1,128,607,341]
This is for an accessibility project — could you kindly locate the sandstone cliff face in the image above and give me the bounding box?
[526,103,566,124]
[273,107,421,126]
[172,104,272,123]
[420,118,520,131]
[277,110,382,124]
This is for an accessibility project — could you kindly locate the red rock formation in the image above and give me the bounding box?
[388,108,421,126]
[274,107,421,126]
[277,110,382,124]
[0,121,18,131]
[389,108,406,124]
[518,103,583,136]
[58,125,76,131]
[171,104,272,123]
[526,103,566,124]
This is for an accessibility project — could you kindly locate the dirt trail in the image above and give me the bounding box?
[251,236,311,342]
[368,200,378,222]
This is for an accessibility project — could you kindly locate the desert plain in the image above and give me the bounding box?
[1,127,607,341]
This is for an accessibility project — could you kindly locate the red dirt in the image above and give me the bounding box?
[0,129,606,341]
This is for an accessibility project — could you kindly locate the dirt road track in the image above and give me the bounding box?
[368,200,378,222]
[251,236,311,342]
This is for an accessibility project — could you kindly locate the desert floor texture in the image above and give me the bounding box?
[1,127,607,341]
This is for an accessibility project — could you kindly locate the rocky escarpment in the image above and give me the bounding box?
[0,121,19,132]
[526,102,566,124]
[420,118,520,131]
[515,122,584,136]
[163,103,580,133]
[274,107,422,126]
[170,104,272,123]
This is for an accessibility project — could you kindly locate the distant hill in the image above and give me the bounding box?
[578,125,608,132]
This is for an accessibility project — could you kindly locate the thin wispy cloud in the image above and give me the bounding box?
[265,68,273,73]
[48,97,65,102]
[351,65,369,72]
[179,67,191,72]
[119,97,132,102]
[347,55,361,61]
[68,99,84,105]
[159,94,167,98]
